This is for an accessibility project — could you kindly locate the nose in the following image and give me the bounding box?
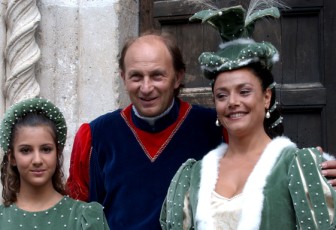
[140,77,153,94]
[228,93,240,107]
[32,151,43,166]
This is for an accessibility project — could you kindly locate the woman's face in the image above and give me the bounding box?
[213,67,271,137]
[10,125,57,191]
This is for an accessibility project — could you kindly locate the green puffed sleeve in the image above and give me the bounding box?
[81,202,109,230]
[160,159,197,230]
[288,148,336,229]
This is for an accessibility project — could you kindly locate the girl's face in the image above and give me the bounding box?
[10,125,57,191]
[213,68,271,137]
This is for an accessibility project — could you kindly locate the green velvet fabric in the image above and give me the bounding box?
[160,145,336,229]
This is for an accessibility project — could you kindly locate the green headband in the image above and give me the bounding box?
[0,98,67,153]
[189,4,281,79]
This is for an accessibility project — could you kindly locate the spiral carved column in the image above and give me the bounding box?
[4,0,41,107]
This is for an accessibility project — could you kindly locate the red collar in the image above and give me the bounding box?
[121,101,191,162]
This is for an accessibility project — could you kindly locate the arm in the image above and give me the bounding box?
[160,159,196,230]
[66,123,92,201]
[81,202,110,230]
[288,148,336,229]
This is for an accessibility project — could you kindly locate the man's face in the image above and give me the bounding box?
[121,35,183,117]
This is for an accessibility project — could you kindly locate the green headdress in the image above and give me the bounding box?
[0,98,67,153]
[189,0,282,79]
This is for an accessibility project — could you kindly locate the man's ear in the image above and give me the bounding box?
[120,71,126,82]
[120,70,126,86]
[174,70,185,89]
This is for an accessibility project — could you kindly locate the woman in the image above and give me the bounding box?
[160,3,336,230]
[0,98,109,229]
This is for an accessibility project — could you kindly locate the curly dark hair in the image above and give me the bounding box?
[1,112,66,207]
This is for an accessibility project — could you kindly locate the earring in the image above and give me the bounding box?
[216,118,221,127]
[265,110,271,119]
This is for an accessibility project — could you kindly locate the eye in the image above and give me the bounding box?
[19,147,31,155]
[130,74,142,82]
[151,72,164,81]
[240,88,252,96]
[41,146,53,153]
[215,92,228,101]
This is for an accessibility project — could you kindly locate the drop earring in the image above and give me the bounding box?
[216,118,221,127]
[265,110,270,119]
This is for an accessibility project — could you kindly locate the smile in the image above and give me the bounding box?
[140,97,157,102]
[228,112,246,119]
[139,97,158,107]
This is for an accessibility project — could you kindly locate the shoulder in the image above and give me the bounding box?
[188,104,218,132]
[172,159,198,181]
[63,197,107,225]
[268,136,297,157]
[190,104,216,116]
[292,147,324,164]
[90,109,123,126]
[65,197,104,212]
[0,204,9,213]
[89,109,124,136]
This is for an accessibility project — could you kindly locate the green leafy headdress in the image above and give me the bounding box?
[189,0,282,79]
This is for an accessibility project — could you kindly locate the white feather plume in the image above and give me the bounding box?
[184,0,218,10]
[246,0,287,22]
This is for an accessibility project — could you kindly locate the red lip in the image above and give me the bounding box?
[30,170,46,176]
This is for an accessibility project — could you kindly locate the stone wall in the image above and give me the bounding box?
[0,0,138,180]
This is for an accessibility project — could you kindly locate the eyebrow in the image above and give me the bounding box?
[127,68,167,76]
[215,83,253,91]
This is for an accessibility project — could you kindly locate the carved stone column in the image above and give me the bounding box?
[4,0,41,107]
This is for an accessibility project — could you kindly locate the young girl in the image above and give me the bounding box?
[0,98,109,229]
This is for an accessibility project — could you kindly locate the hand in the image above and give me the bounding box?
[317,146,336,188]
[321,160,336,189]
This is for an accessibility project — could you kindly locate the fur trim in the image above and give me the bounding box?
[196,143,228,230]
[195,137,296,230]
[323,152,335,161]
[237,136,296,230]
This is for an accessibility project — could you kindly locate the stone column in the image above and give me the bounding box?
[0,1,6,116]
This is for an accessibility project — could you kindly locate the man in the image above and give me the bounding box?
[66,32,223,229]
[66,31,336,229]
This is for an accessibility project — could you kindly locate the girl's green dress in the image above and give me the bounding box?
[0,196,109,229]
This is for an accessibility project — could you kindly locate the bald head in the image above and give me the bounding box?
[119,32,185,74]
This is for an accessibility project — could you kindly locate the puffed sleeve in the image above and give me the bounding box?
[288,147,336,229]
[66,123,92,201]
[160,159,197,230]
[81,202,109,230]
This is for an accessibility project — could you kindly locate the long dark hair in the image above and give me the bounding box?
[248,63,283,138]
[1,112,66,207]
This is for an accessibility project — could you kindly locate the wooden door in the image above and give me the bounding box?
[139,0,336,152]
